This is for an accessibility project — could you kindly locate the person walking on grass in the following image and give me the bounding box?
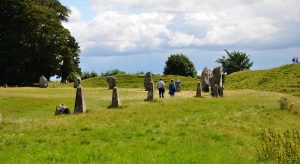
[157,78,165,98]
[168,79,176,96]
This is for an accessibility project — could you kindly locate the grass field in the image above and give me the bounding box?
[0,87,299,163]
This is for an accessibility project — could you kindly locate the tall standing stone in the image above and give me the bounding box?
[110,87,121,108]
[73,75,81,88]
[146,81,154,101]
[144,72,153,91]
[175,80,181,92]
[210,67,223,97]
[200,67,212,92]
[39,75,48,88]
[106,76,117,89]
[74,86,87,113]
[196,81,202,97]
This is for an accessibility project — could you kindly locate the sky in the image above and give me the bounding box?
[59,0,300,74]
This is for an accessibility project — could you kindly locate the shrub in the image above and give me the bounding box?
[257,129,300,162]
[101,69,126,76]
[278,97,294,111]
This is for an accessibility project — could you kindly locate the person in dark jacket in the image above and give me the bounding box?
[168,79,176,96]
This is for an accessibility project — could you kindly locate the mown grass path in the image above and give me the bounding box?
[0,88,299,163]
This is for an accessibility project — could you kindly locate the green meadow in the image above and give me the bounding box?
[0,64,300,163]
[0,87,299,163]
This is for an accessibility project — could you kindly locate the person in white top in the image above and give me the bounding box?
[157,78,165,98]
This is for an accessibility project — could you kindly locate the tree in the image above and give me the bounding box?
[0,0,80,85]
[216,50,253,75]
[164,54,197,77]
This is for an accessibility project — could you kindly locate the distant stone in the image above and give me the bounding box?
[106,76,117,89]
[200,67,212,92]
[146,81,154,101]
[144,72,153,91]
[39,75,48,88]
[196,81,202,97]
[210,67,224,97]
[74,86,87,113]
[55,104,70,115]
[73,75,81,88]
[109,87,121,108]
[4,84,8,88]
[175,80,181,92]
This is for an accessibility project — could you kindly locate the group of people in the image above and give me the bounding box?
[157,79,176,98]
[292,57,299,64]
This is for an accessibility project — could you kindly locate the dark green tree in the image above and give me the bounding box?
[216,50,253,75]
[0,0,80,85]
[164,54,197,77]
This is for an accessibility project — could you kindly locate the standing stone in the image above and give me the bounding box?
[39,75,48,88]
[74,86,87,113]
[73,75,81,88]
[175,80,181,92]
[55,104,70,115]
[146,81,154,101]
[196,81,202,97]
[106,76,117,89]
[144,72,153,91]
[200,67,212,92]
[210,67,223,97]
[110,87,121,108]
[4,84,8,88]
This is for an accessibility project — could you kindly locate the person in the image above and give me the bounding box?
[168,79,176,96]
[292,57,295,64]
[157,78,165,98]
[296,57,299,63]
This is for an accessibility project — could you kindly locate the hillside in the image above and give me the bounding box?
[225,64,300,96]
[80,74,198,90]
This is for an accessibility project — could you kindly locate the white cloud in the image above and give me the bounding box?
[63,0,300,56]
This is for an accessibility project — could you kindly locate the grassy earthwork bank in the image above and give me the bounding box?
[226,64,300,96]
[0,87,299,163]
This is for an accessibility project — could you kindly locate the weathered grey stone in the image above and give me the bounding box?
[175,80,181,92]
[39,75,48,88]
[4,84,8,88]
[73,75,81,88]
[144,72,153,91]
[146,81,154,101]
[196,81,202,97]
[106,76,117,89]
[110,87,121,108]
[200,67,212,92]
[55,104,70,115]
[210,67,224,97]
[74,86,87,113]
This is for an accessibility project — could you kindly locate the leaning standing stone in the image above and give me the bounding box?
[110,87,121,108]
[144,72,153,91]
[73,75,81,88]
[175,80,181,92]
[146,81,154,101]
[74,86,87,113]
[39,75,48,88]
[106,76,117,89]
[196,81,202,97]
[55,104,70,115]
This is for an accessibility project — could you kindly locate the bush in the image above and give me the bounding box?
[81,71,98,80]
[278,97,294,111]
[101,69,126,76]
[257,129,300,162]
